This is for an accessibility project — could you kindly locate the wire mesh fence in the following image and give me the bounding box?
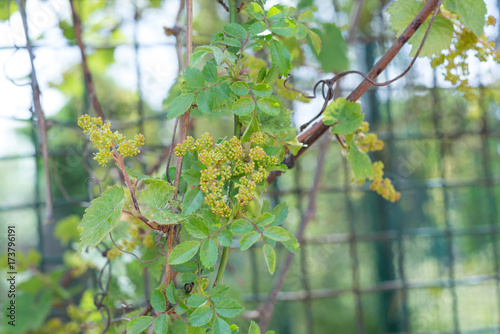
[1,0,500,333]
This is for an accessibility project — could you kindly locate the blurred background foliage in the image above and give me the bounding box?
[0,0,499,333]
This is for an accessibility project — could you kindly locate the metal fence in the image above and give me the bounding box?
[1,0,500,333]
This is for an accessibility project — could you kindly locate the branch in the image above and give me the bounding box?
[267,0,441,184]
[16,0,53,223]
[69,0,105,119]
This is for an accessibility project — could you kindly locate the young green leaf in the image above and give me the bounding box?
[322,98,364,135]
[168,241,201,265]
[306,28,322,54]
[248,21,268,36]
[210,284,229,303]
[223,23,248,40]
[270,202,288,226]
[282,232,300,253]
[257,97,281,116]
[218,229,233,247]
[172,260,198,273]
[150,289,167,313]
[167,93,194,119]
[196,89,215,115]
[270,18,299,37]
[263,244,276,274]
[183,68,206,90]
[202,61,218,83]
[444,0,486,37]
[214,298,244,318]
[263,226,290,242]
[230,81,250,96]
[269,40,291,76]
[231,97,255,116]
[182,187,204,216]
[188,305,214,327]
[183,169,201,186]
[200,239,218,268]
[190,49,209,67]
[267,5,285,21]
[184,216,210,239]
[240,231,261,251]
[213,317,232,334]
[231,219,254,234]
[298,10,314,23]
[347,140,373,182]
[264,65,279,85]
[79,186,125,251]
[247,2,265,20]
[256,212,275,226]
[256,67,267,83]
[139,179,178,224]
[166,282,177,304]
[154,313,169,334]
[251,84,273,97]
[249,321,261,334]
[220,37,242,48]
[186,294,208,308]
[127,316,154,334]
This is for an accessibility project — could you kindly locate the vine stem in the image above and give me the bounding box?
[214,0,238,288]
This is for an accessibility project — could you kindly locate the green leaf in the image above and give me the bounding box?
[182,187,204,216]
[167,93,194,119]
[166,282,177,304]
[251,84,273,97]
[168,241,200,265]
[172,260,198,272]
[257,97,281,116]
[249,321,261,334]
[214,298,244,318]
[210,284,229,303]
[213,317,232,334]
[197,89,215,115]
[202,61,218,83]
[256,212,275,226]
[298,10,314,23]
[183,169,201,186]
[247,2,265,20]
[231,219,254,234]
[267,5,285,21]
[269,40,291,76]
[209,46,224,64]
[270,18,299,37]
[264,65,279,85]
[218,229,233,247]
[230,81,250,96]
[347,139,373,182]
[387,0,454,57]
[79,186,125,251]
[306,28,322,54]
[184,216,210,239]
[231,97,255,116]
[323,98,364,135]
[224,23,248,39]
[188,305,214,327]
[263,244,276,274]
[240,231,261,250]
[150,289,167,313]
[187,325,207,334]
[139,179,179,224]
[187,294,208,308]
[312,24,347,72]
[221,37,242,48]
[444,0,486,37]
[263,226,290,242]
[271,202,288,226]
[200,239,218,268]
[189,49,208,67]
[241,115,259,143]
[282,232,300,253]
[256,67,267,83]
[249,21,268,36]
[183,68,206,90]
[154,313,169,334]
[127,316,154,334]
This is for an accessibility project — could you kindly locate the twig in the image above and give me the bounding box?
[69,0,105,119]
[267,0,442,184]
[15,0,53,224]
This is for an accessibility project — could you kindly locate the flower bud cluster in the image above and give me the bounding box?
[355,122,383,153]
[370,161,401,202]
[78,114,145,165]
[174,132,278,218]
